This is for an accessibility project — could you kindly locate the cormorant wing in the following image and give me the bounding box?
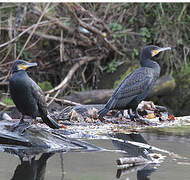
[106,67,155,109]
[30,79,48,116]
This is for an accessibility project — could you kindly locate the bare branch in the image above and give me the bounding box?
[0,21,54,49]
[65,3,124,56]
[16,3,51,60]
[0,101,15,108]
[46,56,100,94]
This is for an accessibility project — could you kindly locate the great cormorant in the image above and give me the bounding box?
[98,45,171,120]
[9,60,60,129]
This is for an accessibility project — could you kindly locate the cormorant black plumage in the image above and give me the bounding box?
[9,60,60,129]
[98,45,171,120]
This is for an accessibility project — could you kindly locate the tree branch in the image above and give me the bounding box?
[46,56,101,94]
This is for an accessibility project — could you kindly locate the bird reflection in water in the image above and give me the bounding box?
[10,153,55,180]
[111,133,157,179]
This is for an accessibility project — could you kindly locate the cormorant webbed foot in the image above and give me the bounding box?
[128,109,141,121]
[10,119,30,134]
[98,115,106,122]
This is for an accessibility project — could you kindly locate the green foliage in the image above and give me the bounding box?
[63,22,71,26]
[113,64,138,88]
[105,59,120,73]
[38,81,53,91]
[140,27,151,43]
[81,83,93,91]
[174,62,190,85]
[43,40,50,47]
[155,126,190,136]
[109,22,124,40]
[2,97,14,105]
[131,48,139,59]
[109,23,123,32]
[16,41,32,59]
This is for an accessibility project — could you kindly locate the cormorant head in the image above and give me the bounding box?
[140,45,171,60]
[11,60,37,73]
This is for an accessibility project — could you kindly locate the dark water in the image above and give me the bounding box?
[1,130,190,180]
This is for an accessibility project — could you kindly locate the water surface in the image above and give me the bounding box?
[1,129,190,180]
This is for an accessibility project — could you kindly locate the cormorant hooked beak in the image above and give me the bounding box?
[152,47,171,57]
[18,62,37,70]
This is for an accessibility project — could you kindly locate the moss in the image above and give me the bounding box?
[174,62,190,85]
[113,64,139,88]
[38,81,53,91]
[2,97,14,106]
[156,126,190,136]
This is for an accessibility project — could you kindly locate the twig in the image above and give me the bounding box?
[0,60,14,67]
[0,21,54,49]
[178,4,187,22]
[103,4,111,20]
[27,30,77,45]
[45,15,74,34]
[0,45,13,65]
[65,3,124,56]
[0,101,15,108]
[46,56,99,94]
[33,4,74,34]
[0,81,9,86]
[183,46,189,65]
[47,96,81,106]
[14,5,23,58]
[25,24,51,50]
[60,29,64,62]
[8,11,14,58]
[159,3,165,16]
[16,3,51,60]
[47,89,61,106]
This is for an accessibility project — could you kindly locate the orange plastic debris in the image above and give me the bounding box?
[61,124,67,129]
[145,113,155,119]
[168,115,175,120]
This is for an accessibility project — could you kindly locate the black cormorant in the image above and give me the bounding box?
[9,60,60,129]
[98,45,171,120]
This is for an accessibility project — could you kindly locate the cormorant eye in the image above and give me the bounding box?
[18,64,27,70]
[151,50,159,57]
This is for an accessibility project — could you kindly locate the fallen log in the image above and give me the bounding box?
[148,75,176,97]
[64,76,176,104]
[64,89,113,104]
[0,120,101,156]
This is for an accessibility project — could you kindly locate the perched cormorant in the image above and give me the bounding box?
[98,45,171,120]
[9,60,60,129]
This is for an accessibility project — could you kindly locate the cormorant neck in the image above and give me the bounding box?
[12,70,27,75]
[140,58,160,74]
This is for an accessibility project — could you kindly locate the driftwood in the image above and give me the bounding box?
[64,76,176,104]
[117,156,150,167]
[0,120,101,156]
[64,89,113,104]
[148,76,176,97]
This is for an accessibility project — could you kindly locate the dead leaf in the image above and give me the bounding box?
[145,113,155,119]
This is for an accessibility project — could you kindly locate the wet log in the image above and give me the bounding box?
[148,76,176,97]
[0,120,101,156]
[64,89,113,104]
[64,76,176,104]
[117,156,150,167]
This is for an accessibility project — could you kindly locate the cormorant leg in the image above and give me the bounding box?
[114,110,123,118]
[10,115,29,133]
[98,115,105,122]
[128,109,140,120]
[19,115,25,124]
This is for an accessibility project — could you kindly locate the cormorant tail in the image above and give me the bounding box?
[41,114,60,129]
[98,107,109,118]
